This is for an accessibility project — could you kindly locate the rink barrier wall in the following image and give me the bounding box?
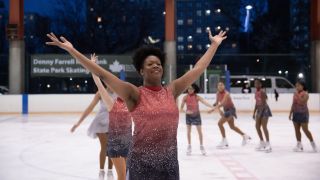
[183,93,320,113]
[0,95,22,113]
[0,93,319,114]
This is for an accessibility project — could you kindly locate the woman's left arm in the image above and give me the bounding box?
[198,96,214,108]
[169,30,227,98]
[300,92,309,103]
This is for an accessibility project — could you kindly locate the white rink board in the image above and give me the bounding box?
[0,95,22,112]
[0,93,319,113]
[28,94,98,113]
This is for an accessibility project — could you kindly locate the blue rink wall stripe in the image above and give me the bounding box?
[225,70,231,91]
[22,94,28,114]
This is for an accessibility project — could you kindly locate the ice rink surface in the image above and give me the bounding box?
[0,112,319,180]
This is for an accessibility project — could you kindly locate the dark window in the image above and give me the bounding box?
[276,78,293,88]
[250,78,272,88]
[230,78,247,88]
[262,79,272,88]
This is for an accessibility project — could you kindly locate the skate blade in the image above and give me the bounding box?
[265,149,272,153]
[255,148,266,151]
[293,149,303,152]
[216,146,229,149]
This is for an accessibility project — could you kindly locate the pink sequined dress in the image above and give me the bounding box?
[107,97,132,158]
[217,90,237,118]
[127,86,180,180]
[185,94,202,125]
[292,90,309,123]
[254,89,272,119]
[185,94,200,115]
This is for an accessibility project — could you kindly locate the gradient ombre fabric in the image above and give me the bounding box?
[127,86,180,180]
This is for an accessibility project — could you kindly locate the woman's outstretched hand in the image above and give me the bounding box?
[90,53,99,79]
[208,29,227,46]
[90,53,100,81]
[46,32,73,51]
[207,108,215,114]
[90,53,98,63]
[70,123,79,133]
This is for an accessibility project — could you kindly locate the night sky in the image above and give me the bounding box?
[4,0,77,16]
[0,0,312,93]
[24,0,56,15]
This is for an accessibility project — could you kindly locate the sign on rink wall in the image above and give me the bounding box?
[30,54,138,77]
[0,94,319,113]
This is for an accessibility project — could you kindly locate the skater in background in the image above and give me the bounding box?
[91,54,132,180]
[289,81,317,152]
[242,83,251,94]
[209,82,251,148]
[70,82,114,179]
[180,83,214,156]
[46,29,227,180]
[253,79,272,152]
[274,89,279,101]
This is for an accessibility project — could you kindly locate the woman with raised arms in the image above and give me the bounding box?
[46,29,227,180]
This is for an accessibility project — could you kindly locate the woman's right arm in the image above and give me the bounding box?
[300,92,309,104]
[216,93,229,109]
[46,33,139,110]
[213,93,219,106]
[198,96,214,108]
[208,93,219,113]
[253,104,257,119]
[289,94,295,120]
[180,96,187,113]
[253,92,257,119]
[71,92,100,133]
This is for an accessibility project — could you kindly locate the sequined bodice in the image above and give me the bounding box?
[255,89,265,106]
[217,90,234,109]
[128,86,179,168]
[109,97,131,134]
[292,91,308,113]
[186,94,199,115]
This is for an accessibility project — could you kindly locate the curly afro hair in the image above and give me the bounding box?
[132,46,166,73]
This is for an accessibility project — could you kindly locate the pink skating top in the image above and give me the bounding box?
[185,94,200,115]
[255,88,266,106]
[217,90,234,109]
[292,90,308,113]
[109,97,131,135]
[128,86,179,169]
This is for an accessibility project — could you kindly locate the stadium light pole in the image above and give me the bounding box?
[8,0,25,94]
